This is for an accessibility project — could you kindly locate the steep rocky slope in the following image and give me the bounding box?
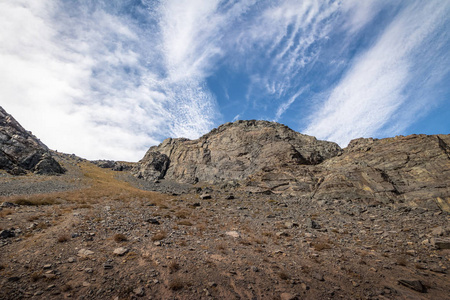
[0,106,64,175]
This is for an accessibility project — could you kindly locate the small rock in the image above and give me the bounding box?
[431,226,444,236]
[284,222,299,229]
[312,272,324,281]
[226,231,240,238]
[0,230,15,239]
[398,279,426,293]
[280,292,298,300]
[82,281,91,287]
[77,249,94,257]
[147,218,160,225]
[431,237,450,249]
[251,266,259,272]
[276,231,289,237]
[1,202,18,208]
[200,194,212,200]
[113,247,129,256]
[154,241,161,246]
[133,287,145,297]
[43,264,52,269]
[104,264,113,269]
[68,257,75,263]
[85,268,93,273]
[208,282,217,287]
[306,218,321,229]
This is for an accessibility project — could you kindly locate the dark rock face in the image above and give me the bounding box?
[133,120,342,183]
[0,106,65,175]
[91,160,136,172]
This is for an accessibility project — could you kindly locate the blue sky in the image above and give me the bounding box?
[0,0,449,161]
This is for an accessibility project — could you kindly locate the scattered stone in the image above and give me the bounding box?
[133,287,145,297]
[251,266,259,272]
[200,194,212,200]
[431,238,450,249]
[398,279,426,293]
[85,268,93,273]
[104,264,113,270]
[43,264,52,269]
[208,282,217,287]
[68,257,75,263]
[1,202,18,208]
[306,218,321,229]
[154,241,161,246]
[276,231,289,237]
[0,230,15,239]
[431,226,444,236]
[226,231,240,238]
[82,282,91,287]
[8,276,20,282]
[312,272,324,281]
[77,249,94,257]
[113,247,129,256]
[280,292,298,300]
[147,218,160,225]
[284,221,299,228]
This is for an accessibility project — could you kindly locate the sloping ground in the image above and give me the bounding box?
[0,161,449,299]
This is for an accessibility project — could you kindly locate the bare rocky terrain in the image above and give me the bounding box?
[0,108,449,299]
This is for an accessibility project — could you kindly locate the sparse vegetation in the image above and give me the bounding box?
[151,231,167,241]
[114,233,128,242]
[57,234,70,243]
[169,278,184,291]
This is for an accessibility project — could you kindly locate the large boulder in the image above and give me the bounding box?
[0,106,65,175]
[133,120,342,184]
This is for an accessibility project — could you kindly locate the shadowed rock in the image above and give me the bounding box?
[0,106,65,175]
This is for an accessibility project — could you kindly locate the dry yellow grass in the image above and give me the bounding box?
[0,161,169,206]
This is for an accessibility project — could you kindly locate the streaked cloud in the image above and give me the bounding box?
[0,0,448,160]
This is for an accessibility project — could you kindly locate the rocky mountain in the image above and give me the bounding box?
[0,106,65,175]
[134,120,450,210]
[133,120,342,183]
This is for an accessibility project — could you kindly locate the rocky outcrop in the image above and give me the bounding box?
[133,120,342,183]
[135,120,450,210]
[0,106,65,175]
[91,160,136,172]
[245,134,450,209]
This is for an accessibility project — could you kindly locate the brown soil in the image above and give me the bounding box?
[0,159,449,300]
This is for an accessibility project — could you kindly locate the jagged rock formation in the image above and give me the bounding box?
[133,120,342,183]
[91,160,136,172]
[135,120,450,209]
[0,106,65,175]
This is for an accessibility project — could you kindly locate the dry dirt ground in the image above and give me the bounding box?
[0,156,449,300]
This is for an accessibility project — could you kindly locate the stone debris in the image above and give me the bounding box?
[398,279,426,293]
[113,247,129,256]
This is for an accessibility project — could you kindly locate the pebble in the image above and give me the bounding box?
[226,231,240,238]
[113,247,129,256]
[77,249,94,257]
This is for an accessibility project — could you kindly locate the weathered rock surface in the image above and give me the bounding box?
[0,106,65,175]
[133,120,342,183]
[135,120,450,210]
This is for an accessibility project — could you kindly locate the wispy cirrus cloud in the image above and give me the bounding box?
[304,1,450,145]
[0,0,448,161]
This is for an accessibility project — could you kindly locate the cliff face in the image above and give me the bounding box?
[133,120,342,183]
[135,120,450,210]
[0,106,65,175]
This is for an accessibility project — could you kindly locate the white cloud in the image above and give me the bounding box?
[0,0,224,161]
[304,1,450,145]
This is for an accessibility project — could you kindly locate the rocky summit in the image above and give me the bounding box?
[1,116,449,300]
[133,120,342,183]
[134,119,450,212]
[0,106,64,175]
